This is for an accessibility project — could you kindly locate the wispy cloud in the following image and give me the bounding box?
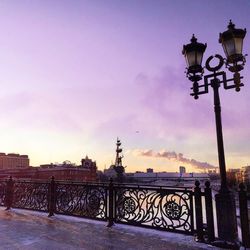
[134,66,214,134]
[133,149,217,170]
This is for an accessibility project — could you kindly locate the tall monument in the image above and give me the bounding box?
[113,138,125,182]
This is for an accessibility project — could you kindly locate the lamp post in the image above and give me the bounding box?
[182,20,247,244]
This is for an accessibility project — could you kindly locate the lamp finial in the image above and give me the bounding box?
[228,20,235,30]
[191,34,197,43]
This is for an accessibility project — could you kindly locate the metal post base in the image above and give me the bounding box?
[215,190,238,243]
[106,221,114,227]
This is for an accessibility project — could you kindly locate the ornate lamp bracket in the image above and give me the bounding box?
[190,54,244,98]
[205,54,224,72]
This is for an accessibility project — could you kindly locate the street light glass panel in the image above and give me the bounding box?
[196,51,203,66]
[234,37,243,54]
[219,20,246,63]
[222,37,244,58]
[222,38,235,57]
[185,51,196,68]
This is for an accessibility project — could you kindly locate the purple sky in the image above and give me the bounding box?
[0,1,249,172]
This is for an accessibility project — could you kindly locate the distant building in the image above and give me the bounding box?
[36,156,97,181]
[227,167,250,184]
[103,166,117,179]
[227,168,241,186]
[208,169,217,174]
[147,168,154,173]
[0,156,97,182]
[0,153,29,169]
[179,166,186,174]
[126,171,209,183]
[242,165,250,184]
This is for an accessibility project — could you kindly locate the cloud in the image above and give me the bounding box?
[133,148,217,170]
[135,65,250,136]
[134,66,214,135]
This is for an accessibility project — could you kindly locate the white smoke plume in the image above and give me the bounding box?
[133,149,217,170]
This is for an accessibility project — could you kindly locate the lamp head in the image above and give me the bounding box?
[219,20,246,72]
[182,34,207,75]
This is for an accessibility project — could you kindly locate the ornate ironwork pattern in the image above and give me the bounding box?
[55,183,107,220]
[114,186,193,234]
[0,179,198,235]
[12,181,49,212]
[0,181,6,206]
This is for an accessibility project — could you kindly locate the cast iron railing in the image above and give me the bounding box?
[2,176,249,244]
[55,180,108,220]
[114,184,194,234]
[12,180,49,212]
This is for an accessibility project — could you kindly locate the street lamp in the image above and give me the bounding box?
[182,20,247,244]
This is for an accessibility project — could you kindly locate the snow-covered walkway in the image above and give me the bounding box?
[0,207,223,250]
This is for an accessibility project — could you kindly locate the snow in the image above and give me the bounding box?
[0,208,221,249]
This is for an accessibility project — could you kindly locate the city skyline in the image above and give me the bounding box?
[0,1,249,172]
